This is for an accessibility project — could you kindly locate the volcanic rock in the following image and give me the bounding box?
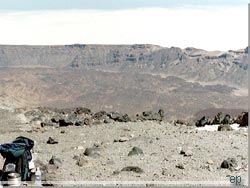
[218,124,233,131]
[128,147,144,156]
[121,166,144,173]
[47,137,58,144]
[221,158,237,169]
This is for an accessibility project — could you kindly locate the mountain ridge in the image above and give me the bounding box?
[0,44,247,120]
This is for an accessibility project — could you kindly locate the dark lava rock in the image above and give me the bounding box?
[51,116,60,123]
[218,124,233,131]
[47,137,58,144]
[84,117,92,125]
[158,109,164,120]
[76,157,88,167]
[221,158,237,169]
[59,119,73,127]
[176,163,185,169]
[121,166,144,173]
[128,147,144,156]
[180,148,193,157]
[142,111,153,117]
[221,114,231,124]
[108,112,131,122]
[237,112,248,127]
[195,116,209,127]
[41,121,55,127]
[93,111,107,120]
[75,121,84,126]
[213,112,225,124]
[49,156,62,167]
[74,107,92,115]
[103,116,114,124]
[142,111,162,121]
[84,147,101,158]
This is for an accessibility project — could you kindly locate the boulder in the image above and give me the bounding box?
[75,121,84,126]
[74,107,92,115]
[121,166,144,173]
[180,147,193,157]
[237,112,248,127]
[195,116,209,127]
[221,114,231,124]
[128,147,144,156]
[58,119,73,127]
[76,157,89,167]
[221,158,237,169]
[158,109,164,120]
[213,112,225,124]
[47,137,58,144]
[93,111,107,120]
[218,124,233,131]
[41,121,56,127]
[142,111,153,117]
[84,117,92,125]
[49,156,62,168]
[84,147,101,158]
[108,112,131,122]
[176,163,185,169]
[142,111,162,121]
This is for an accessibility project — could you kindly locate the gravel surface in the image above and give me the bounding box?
[0,109,248,186]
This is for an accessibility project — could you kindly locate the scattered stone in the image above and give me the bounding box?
[76,157,88,167]
[75,121,84,126]
[128,147,144,156]
[180,147,193,157]
[158,109,164,120]
[76,146,84,150]
[142,111,153,117]
[47,137,58,144]
[84,117,92,125]
[60,130,65,134]
[195,116,209,127]
[114,137,129,142]
[121,166,144,173]
[213,112,225,124]
[161,168,168,175]
[221,158,237,169]
[221,114,231,124]
[112,170,120,175]
[207,160,214,165]
[73,155,80,161]
[92,111,107,120]
[237,112,248,127]
[59,119,73,127]
[141,111,162,121]
[218,124,233,131]
[49,156,62,167]
[41,121,55,127]
[175,120,186,125]
[84,147,101,158]
[74,107,92,115]
[103,117,114,124]
[176,163,185,169]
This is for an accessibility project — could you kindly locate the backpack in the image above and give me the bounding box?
[0,136,34,181]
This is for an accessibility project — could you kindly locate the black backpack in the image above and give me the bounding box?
[0,136,34,181]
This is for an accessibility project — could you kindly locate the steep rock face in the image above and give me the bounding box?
[0,45,247,88]
[0,44,247,119]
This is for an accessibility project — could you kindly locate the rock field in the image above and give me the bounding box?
[0,108,248,186]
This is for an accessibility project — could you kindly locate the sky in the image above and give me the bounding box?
[0,0,248,51]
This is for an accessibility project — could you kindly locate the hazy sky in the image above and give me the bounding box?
[0,0,247,10]
[0,0,247,50]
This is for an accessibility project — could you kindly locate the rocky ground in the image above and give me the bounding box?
[0,108,248,186]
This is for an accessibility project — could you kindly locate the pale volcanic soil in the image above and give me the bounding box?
[0,109,248,186]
